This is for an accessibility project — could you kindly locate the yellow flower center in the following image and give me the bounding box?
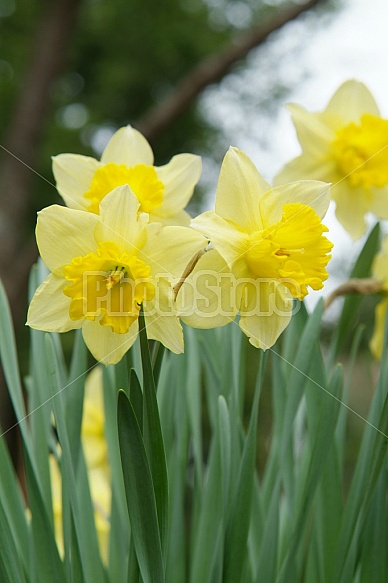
[246,203,332,300]
[84,163,164,214]
[332,114,388,188]
[63,241,155,334]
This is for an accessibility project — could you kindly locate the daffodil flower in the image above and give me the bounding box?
[50,366,110,563]
[52,125,201,225]
[50,457,111,562]
[27,186,206,364]
[177,147,332,349]
[370,237,388,359]
[82,366,109,473]
[275,80,388,240]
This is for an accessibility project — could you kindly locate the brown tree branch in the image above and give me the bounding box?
[138,0,327,142]
[0,0,82,320]
[324,278,383,310]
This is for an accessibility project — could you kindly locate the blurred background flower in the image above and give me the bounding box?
[50,366,111,563]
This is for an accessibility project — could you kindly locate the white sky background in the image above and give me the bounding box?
[199,0,388,312]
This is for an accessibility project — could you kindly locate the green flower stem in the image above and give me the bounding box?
[138,307,169,558]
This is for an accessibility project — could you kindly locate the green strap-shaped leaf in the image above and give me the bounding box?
[0,495,27,583]
[189,423,223,583]
[0,431,30,575]
[24,453,66,583]
[331,222,380,356]
[184,327,203,486]
[44,335,105,583]
[223,352,266,583]
[359,472,387,583]
[127,537,141,583]
[102,365,131,583]
[138,309,169,554]
[117,390,164,583]
[330,306,388,582]
[331,389,388,582]
[218,396,231,511]
[130,368,143,431]
[68,510,84,583]
[277,365,343,583]
[152,341,165,388]
[276,300,325,510]
[0,281,31,454]
[254,478,281,583]
[65,329,87,466]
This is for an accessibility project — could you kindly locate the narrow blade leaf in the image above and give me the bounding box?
[117,390,164,583]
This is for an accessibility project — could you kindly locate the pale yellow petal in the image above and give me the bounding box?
[215,147,267,233]
[370,297,388,360]
[82,366,107,469]
[36,205,98,274]
[177,249,238,328]
[52,154,99,210]
[95,186,148,254]
[239,281,293,349]
[192,210,249,268]
[88,467,111,508]
[49,455,64,557]
[325,80,380,123]
[274,154,338,185]
[143,278,184,353]
[372,237,388,283]
[100,126,154,166]
[149,209,191,226]
[49,455,62,501]
[83,434,108,470]
[260,180,331,226]
[139,225,207,280]
[84,366,104,413]
[287,104,335,156]
[155,154,201,216]
[87,467,111,564]
[82,318,139,365]
[332,183,369,240]
[27,274,81,332]
[369,186,388,220]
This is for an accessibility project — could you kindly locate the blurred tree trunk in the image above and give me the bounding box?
[0,0,81,317]
[0,0,82,465]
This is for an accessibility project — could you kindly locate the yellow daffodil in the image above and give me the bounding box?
[52,125,201,225]
[275,80,388,240]
[50,366,110,563]
[49,455,67,558]
[82,366,109,474]
[27,186,206,364]
[50,458,110,564]
[177,147,332,349]
[370,237,388,359]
